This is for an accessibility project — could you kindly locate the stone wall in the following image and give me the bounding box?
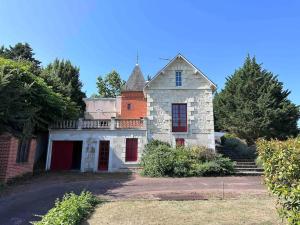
[84,98,117,119]
[144,56,215,149]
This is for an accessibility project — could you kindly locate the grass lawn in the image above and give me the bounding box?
[85,197,283,225]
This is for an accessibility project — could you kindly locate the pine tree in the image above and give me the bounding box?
[0,43,41,67]
[42,59,86,115]
[214,55,299,144]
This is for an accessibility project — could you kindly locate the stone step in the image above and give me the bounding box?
[234,171,263,176]
[235,163,256,166]
[235,167,263,172]
[235,161,256,164]
[234,164,258,168]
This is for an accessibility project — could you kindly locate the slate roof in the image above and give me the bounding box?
[122,64,146,91]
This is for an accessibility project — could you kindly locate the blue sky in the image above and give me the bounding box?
[0,0,299,107]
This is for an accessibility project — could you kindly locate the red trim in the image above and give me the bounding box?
[98,141,110,171]
[125,138,138,162]
[172,104,187,132]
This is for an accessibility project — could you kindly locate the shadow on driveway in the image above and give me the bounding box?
[0,172,267,225]
[0,172,133,225]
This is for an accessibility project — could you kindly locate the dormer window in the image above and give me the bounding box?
[175,71,182,86]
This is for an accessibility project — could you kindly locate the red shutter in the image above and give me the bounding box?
[172,104,187,132]
[126,138,138,162]
[176,138,185,147]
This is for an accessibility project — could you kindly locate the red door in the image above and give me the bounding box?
[125,138,138,162]
[51,141,74,170]
[98,141,110,171]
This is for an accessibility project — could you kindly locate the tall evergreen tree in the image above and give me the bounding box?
[42,59,86,114]
[214,55,299,144]
[96,70,125,97]
[0,43,41,67]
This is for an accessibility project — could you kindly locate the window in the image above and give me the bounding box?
[127,103,132,110]
[126,138,138,162]
[176,138,185,147]
[172,104,187,132]
[175,71,182,86]
[16,138,31,163]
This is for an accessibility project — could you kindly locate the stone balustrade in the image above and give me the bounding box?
[50,117,147,130]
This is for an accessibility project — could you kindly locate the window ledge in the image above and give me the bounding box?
[171,132,189,135]
[124,161,139,164]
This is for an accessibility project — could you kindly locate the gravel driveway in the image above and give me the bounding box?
[0,172,267,225]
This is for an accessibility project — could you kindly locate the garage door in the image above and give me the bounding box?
[51,141,74,170]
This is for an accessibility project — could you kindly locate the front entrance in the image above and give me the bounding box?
[98,141,110,171]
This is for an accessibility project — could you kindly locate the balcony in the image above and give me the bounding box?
[50,117,147,130]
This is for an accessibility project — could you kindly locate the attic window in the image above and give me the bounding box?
[175,71,182,86]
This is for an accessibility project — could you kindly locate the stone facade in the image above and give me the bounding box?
[46,54,216,172]
[144,55,215,149]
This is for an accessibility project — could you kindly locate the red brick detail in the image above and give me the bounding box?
[120,91,147,119]
[0,133,36,183]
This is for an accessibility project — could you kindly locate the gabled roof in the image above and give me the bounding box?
[144,53,217,91]
[122,64,145,91]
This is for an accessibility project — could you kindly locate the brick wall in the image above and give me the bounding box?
[0,134,36,183]
[0,134,10,182]
[120,91,147,119]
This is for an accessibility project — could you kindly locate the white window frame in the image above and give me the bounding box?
[175,71,182,87]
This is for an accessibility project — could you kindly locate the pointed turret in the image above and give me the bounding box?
[122,64,145,91]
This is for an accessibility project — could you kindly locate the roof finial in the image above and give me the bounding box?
[136,50,139,65]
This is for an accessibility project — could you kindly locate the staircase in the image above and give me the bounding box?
[216,145,263,176]
[234,159,263,176]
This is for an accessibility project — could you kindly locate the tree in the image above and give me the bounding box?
[96,70,125,97]
[0,43,41,67]
[0,57,79,137]
[214,55,299,144]
[42,59,86,114]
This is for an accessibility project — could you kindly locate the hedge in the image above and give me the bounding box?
[32,191,98,225]
[140,140,234,177]
[257,138,300,224]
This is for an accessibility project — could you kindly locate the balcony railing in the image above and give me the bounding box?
[82,119,110,129]
[115,118,144,129]
[50,118,146,130]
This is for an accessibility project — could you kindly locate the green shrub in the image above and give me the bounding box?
[32,191,99,225]
[257,138,300,224]
[140,140,234,177]
[140,144,174,177]
[222,134,256,159]
[255,156,263,168]
[220,133,237,145]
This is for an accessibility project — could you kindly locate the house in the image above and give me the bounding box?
[45,54,216,172]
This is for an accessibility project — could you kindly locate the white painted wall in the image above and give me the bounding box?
[46,129,147,172]
[84,98,119,119]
